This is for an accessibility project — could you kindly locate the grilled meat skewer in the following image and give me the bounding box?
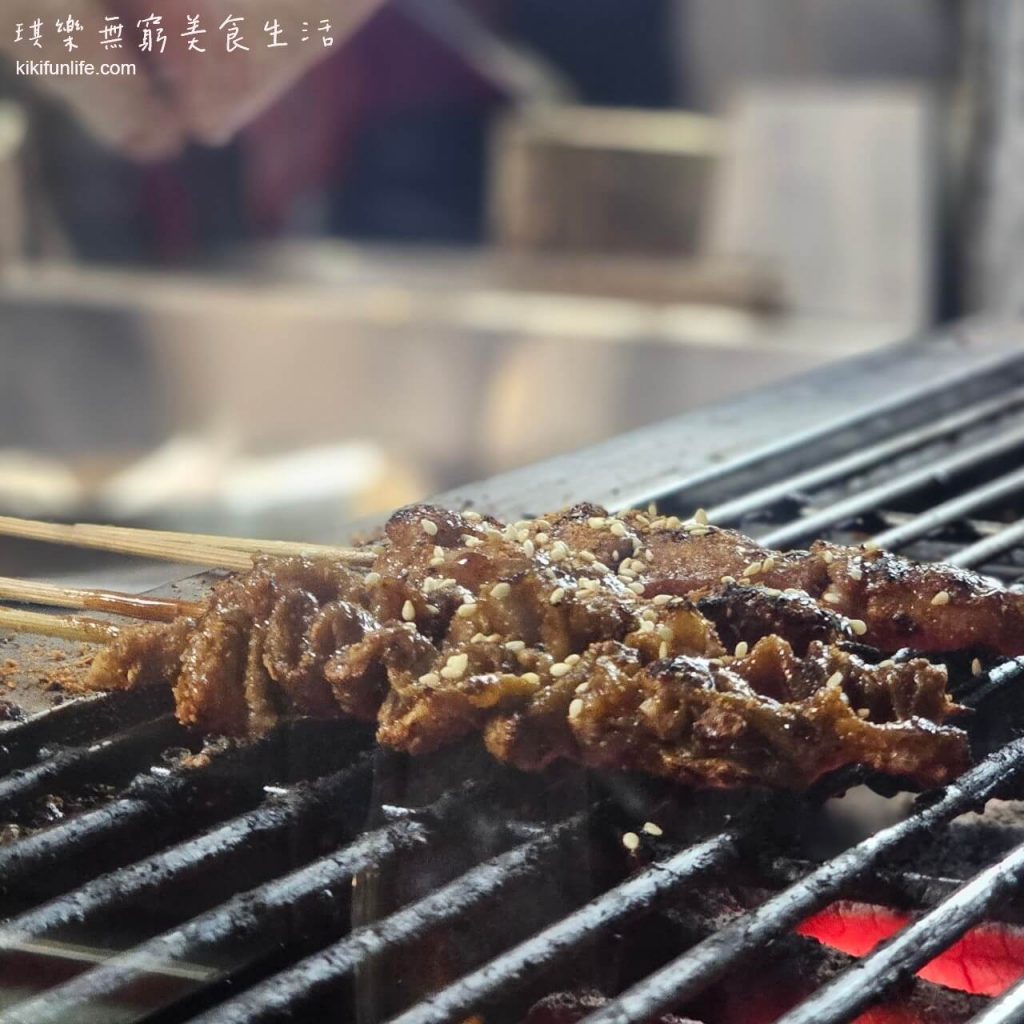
[79,503,973,791]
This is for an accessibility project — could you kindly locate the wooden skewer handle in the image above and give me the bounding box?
[0,577,199,622]
[0,607,118,644]
[0,516,254,570]
[0,516,377,568]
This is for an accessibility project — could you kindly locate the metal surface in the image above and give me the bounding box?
[426,317,1024,523]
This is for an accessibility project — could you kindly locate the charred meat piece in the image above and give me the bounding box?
[696,583,850,655]
[81,502,973,790]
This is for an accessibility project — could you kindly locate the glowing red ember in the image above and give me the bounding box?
[798,900,1024,997]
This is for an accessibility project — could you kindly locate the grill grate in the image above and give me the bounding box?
[6,337,1024,1022]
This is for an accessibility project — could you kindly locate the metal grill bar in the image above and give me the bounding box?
[189,818,585,1024]
[948,518,1024,569]
[706,389,1024,526]
[0,714,183,818]
[0,812,447,1024]
[0,753,375,944]
[383,831,740,1024]
[756,421,1024,549]
[870,465,1024,551]
[580,736,1024,1024]
[776,839,1024,1024]
[0,690,169,776]
[967,973,1024,1023]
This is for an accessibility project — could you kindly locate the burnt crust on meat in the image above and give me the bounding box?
[80,502,980,791]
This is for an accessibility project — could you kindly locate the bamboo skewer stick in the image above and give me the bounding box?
[0,516,377,569]
[0,577,200,622]
[0,607,118,644]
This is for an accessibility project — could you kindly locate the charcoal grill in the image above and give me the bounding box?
[3,319,1024,1023]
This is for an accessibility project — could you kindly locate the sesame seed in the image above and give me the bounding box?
[456,603,477,618]
[823,592,840,604]
[593,561,612,574]
[731,641,748,658]
[826,671,844,688]
[762,556,776,572]
[522,540,535,557]
[566,653,581,665]
[430,557,444,568]
[720,575,737,585]
[658,626,675,641]
[640,620,655,633]
[575,682,590,695]
[639,697,658,716]
[666,516,682,529]
[931,590,951,606]
[491,582,511,599]
[440,654,469,680]
[588,517,606,529]
[464,536,483,548]
[694,508,709,525]
[535,532,549,545]
[418,672,440,685]
[878,659,895,668]
[365,572,382,585]
[463,511,482,523]
[426,604,439,614]
[622,831,640,851]
[626,581,644,595]
[550,662,571,678]
[822,550,835,564]
[522,672,541,685]
[856,708,871,719]
[550,540,570,561]
[421,519,438,537]
[568,698,584,719]
[470,632,485,643]
[505,640,526,653]
[534,519,552,531]
[550,587,566,605]
[579,550,596,563]
[610,521,627,538]
[653,594,672,606]
[849,619,868,636]
[864,540,880,552]
[658,642,669,658]
[642,821,664,837]
[972,658,983,676]
[402,600,416,622]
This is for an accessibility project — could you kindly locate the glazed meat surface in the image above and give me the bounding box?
[82,502,980,790]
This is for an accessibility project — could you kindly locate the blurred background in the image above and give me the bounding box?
[0,0,1013,545]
